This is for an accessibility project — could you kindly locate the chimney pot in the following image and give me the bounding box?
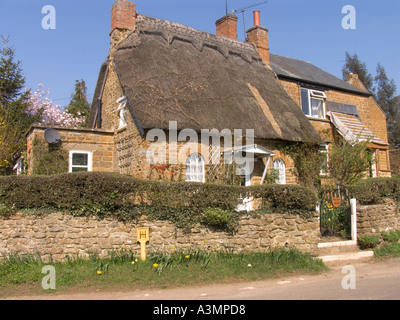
[253,10,261,26]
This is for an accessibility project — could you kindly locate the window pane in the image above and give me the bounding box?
[72,153,88,166]
[185,153,204,182]
[311,98,324,118]
[301,89,310,115]
[72,167,88,172]
[273,159,286,184]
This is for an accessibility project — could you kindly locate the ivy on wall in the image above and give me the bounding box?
[31,136,68,175]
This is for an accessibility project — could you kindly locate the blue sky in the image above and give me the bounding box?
[1,0,399,108]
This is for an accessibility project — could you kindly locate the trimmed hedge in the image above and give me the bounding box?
[348,175,400,205]
[0,172,318,230]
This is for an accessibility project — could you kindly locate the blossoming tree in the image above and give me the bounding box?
[27,83,86,127]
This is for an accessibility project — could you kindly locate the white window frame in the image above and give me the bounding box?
[185,153,205,183]
[69,150,93,173]
[273,158,286,185]
[301,88,326,119]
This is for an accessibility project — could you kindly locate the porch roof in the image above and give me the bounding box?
[223,144,275,157]
[327,111,388,147]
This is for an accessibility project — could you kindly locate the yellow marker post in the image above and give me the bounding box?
[136,227,150,261]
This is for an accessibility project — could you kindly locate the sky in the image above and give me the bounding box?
[1,0,399,109]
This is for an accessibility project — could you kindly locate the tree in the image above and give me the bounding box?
[374,64,400,147]
[342,52,374,93]
[328,138,373,188]
[66,79,90,126]
[342,53,400,147]
[0,36,39,174]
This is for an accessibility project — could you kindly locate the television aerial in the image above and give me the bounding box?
[44,128,61,145]
[231,1,268,38]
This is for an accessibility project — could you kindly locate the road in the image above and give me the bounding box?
[5,257,400,300]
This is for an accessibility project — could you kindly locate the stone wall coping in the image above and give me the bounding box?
[25,125,114,137]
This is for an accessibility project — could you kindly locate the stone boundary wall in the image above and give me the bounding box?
[357,198,400,236]
[0,212,320,261]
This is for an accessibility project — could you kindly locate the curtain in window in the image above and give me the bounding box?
[185,153,205,182]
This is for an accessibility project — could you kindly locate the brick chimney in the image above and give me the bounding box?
[110,0,136,49]
[246,11,269,65]
[216,14,238,40]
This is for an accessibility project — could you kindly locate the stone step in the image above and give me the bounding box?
[317,240,360,256]
[317,251,374,266]
[315,240,374,266]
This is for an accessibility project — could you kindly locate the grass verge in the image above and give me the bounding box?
[0,247,326,297]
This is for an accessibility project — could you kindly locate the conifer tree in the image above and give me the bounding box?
[66,79,90,127]
[342,52,374,94]
[0,36,39,174]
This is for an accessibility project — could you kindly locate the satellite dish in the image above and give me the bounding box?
[44,128,61,145]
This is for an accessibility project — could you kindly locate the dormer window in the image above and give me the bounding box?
[301,88,326,119]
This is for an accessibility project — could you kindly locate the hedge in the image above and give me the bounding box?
[0,172,318,230]
[348,175,400,205]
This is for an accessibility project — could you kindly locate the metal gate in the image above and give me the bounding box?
[319,186,351,238]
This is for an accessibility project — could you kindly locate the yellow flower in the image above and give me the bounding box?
[247,264,252,268]
[204,240,207,243]
[172,246,176,250]
[185,255,190,259]
[131,261,135,265]
[135,258,138,263]
[153,263,159,268]
[97,270,102,275]
[182,251,185,254]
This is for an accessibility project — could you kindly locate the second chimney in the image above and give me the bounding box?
[216,14,238,40]
[246,11,269,65]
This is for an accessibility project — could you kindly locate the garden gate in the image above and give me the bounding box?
[319,185,352,239]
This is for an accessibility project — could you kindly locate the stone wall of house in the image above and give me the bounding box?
[277,78,391,177]
[357,198,400,236]
[0,211,321,261]
[26,126,115,174]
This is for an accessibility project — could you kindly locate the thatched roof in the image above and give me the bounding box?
[91,15,320,142]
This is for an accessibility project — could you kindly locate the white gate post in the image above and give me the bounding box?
[350,198,357,241]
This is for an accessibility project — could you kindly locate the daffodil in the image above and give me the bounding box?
[97,270,102,275]
[185,255,190,259]
[153,263,159,268]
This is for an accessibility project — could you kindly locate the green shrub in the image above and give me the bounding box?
[203,207,232,226]
[348,176,400,204]
[358,235,380,249]
[0,172,318,229]
[381,230,400,243]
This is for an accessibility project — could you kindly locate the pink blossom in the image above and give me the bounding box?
[27,84,86,127]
